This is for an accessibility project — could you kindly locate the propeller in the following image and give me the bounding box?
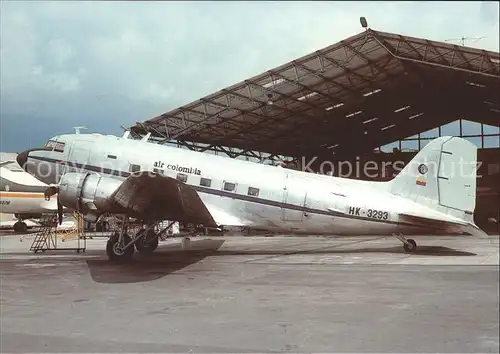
[44,186,63,225]
[57,198,63,225]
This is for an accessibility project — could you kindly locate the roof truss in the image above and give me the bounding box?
[129,29,500,159]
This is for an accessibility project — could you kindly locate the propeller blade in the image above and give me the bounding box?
[57,198,63,225]
[45,185,62,224]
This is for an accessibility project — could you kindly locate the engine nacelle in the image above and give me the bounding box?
[58,172,123,217]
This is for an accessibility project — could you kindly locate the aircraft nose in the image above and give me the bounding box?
[16,150,29,171]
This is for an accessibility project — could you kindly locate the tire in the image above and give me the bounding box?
[13,221,27,233]
[403,239,417,253]
[106,232,134,262]
[135,229,159,253]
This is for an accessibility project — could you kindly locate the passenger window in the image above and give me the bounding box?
[223,182,236,192]
[200,178,211,187]
[176,173,188,182]
[129,164,140,172]
[248,187,259,196]
[107,154,117,159]
[153,168,164,174]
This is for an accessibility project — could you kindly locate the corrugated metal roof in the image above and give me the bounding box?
[130,28,500,160]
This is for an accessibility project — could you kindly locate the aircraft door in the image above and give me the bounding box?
[64,140,91,175]
[281,173,307,222]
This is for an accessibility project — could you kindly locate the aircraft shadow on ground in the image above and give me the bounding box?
[85,239,226,284]
[215,245,477,257]
[85,238,477,284]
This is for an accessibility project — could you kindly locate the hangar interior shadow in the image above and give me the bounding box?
[84,238,477,284]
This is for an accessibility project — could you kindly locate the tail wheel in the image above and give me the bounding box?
[403,239,417,253]
[106,232,134,262]
[135,229,159,253]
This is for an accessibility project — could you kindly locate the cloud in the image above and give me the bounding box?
[0,1,499,151]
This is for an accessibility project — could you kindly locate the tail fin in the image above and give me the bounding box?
[388,136,479,224]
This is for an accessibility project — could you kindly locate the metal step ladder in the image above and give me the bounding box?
[30,214,58,253]
[29,213,86,253]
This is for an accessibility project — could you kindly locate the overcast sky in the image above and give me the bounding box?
[1,1,499,152]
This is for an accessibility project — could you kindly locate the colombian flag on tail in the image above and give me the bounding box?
[416,178,427,186]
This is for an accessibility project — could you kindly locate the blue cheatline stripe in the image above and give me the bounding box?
[29,155,419,228]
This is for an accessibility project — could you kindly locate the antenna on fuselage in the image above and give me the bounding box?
[73,126,87,134]
[120,125,131,139]
[141,132,151,142]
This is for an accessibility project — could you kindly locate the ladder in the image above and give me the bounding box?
[30,214,58,252]
[29,213,86,253]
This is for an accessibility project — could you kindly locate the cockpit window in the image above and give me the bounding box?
[45,140,65,152]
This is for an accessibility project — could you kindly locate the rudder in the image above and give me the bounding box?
[388,136,478,223]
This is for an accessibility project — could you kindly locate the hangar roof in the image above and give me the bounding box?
[129,28,500,160]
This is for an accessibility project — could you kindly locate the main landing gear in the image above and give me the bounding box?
[105,219,177,262]
[135,228,159,254]
[394,233,417,253]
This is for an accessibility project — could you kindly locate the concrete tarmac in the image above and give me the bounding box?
[1,233,499,353]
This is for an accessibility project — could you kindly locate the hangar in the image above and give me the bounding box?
[129,28,500,233]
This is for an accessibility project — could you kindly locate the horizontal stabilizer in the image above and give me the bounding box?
[398,212,488,237]
[457,222,490,238]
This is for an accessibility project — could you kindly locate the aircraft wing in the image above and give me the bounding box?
[109,172,219,227]
[201,202,248,227]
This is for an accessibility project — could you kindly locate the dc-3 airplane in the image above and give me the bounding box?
[0,160,63,232]
[16,131,487,262]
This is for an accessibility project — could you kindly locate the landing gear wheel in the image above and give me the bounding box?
[106,232,134,262]
[403,239,417,253]
[13,221,27,233]
[135,230,159,254]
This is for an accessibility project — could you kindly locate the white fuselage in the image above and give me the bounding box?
[0,167,58,216]
[25,133,444,235]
